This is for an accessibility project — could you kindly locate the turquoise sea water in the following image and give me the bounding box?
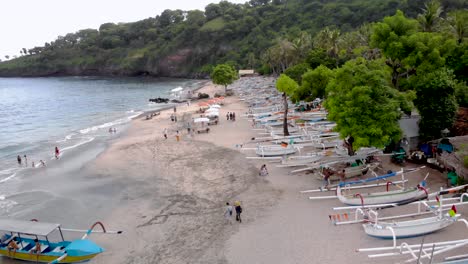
[0,77,202,184]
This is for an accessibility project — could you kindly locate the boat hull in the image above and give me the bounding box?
[337,187,428,206]
[0,249,98,263]
[363,215,458,239]
[256,147,296,157]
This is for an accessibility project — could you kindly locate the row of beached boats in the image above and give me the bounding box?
[234,77,468,263]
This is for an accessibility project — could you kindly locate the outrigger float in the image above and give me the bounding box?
[0,219,122,263]
[357,218,468,263]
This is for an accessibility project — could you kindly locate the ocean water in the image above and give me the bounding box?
[0,76,202,187]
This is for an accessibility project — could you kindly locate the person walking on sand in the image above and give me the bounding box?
[233,112,236,121]
[173,106,177,113]
[23,155,27,166]
[229,112,233,121]
[17,155,22,166]
[235,201,242,223]
[176,130,180,142]
[226,112,230,121]
[224,202,233,224]
[163,128,168,139]
[55,146,60,159]
[259,164,269,177]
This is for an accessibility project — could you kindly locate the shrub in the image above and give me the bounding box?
[464,156,468,168]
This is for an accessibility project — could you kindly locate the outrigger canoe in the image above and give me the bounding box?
[0,219,121,263]
[363,214,460,239]
[336,184,428,206]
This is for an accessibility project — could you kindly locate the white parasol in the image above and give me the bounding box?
[206,112,219,117]
[210,104,221,108]
[194,117,210,123]
[171,87,183,92]
[206,108,219,113]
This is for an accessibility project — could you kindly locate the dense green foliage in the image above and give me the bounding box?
[324,58,405,149]
[211,64,238,92]
[414,69,458,140]
[273,3,467,145]
[297,65,334,101]
[1,0,466,77]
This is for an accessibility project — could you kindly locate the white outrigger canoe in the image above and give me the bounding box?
[256,145,297,157]
[336,185,428,206]
[363,214,460,239]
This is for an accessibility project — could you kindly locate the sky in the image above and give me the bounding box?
[0,0,246,59]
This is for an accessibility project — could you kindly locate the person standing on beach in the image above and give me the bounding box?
[224,202,233,224]
[174,106,177,113]
[55,146,60,159]
[235,201,242,223]
[226,112,230,120]
[233,112,236,121]
[176,130,180,142]
[163,128,168,139]
[17,155,22,166]
[23,155,27,166]
[32,161,35,168]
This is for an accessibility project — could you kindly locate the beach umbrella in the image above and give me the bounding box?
[210,104,221,108]
[194,117,210,123]
[171,87,183,92]
[206,108,219,113]
[206,112,219,117]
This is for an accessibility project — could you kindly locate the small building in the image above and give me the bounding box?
[399,115,420,151]
[238,69,255,77]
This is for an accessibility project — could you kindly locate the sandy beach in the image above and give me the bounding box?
[21,78,465,264]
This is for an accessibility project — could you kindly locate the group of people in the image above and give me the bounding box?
[224,201,243,224]
[226,112,236,121]
[16,146,60,168]
[6,237,42,258]
[108,127,117,133]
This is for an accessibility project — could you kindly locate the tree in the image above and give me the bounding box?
[283,63,310,85]
[297,65,334,101]
[211,64,238,93]
[4,55,9,60]
[276,74,299,136]
[371,10,419,89]
[325,58,407,149]
[306,49,337,69]
[447,10,468,44]
[417,0,443,32]
[413,68,458,140]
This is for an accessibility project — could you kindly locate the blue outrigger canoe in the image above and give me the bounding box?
[0,219,122,263]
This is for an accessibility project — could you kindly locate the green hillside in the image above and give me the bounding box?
[0,0,466,77]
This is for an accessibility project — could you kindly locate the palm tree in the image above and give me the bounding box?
[447,10,468,44]
[418,0,443,32]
